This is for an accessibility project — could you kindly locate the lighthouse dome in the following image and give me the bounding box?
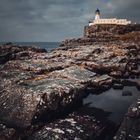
[95,9,100,14]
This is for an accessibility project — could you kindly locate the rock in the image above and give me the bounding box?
[0,44,47,64]
[28,111,105,140]
[92,74,113,87]
[113,83,124,90]
[122,90,132,96]
[110,71,122,78]
[28,104,118,140]
[136,80,140,90]
[114,98,140,140]
[0,23,140,139]
[84,24,140,40]
[49,65,97,84]
[49,66,112,94]
[123,72,129,79]
[0,77,86,129]
[4,42,13,46]
[0,123,18,140]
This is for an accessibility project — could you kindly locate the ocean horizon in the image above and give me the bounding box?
[0,42,60,51]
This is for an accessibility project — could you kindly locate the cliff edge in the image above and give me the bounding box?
[60,24,140,47]
[84,24,140,37]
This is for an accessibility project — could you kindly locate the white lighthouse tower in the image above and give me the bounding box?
[95,9,100,20]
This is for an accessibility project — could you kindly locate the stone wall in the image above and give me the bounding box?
[90,18,131,26]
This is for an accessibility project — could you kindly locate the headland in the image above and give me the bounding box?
[0,10,140,140]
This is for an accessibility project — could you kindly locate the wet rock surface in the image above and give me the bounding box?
[114,98,140,140]
[0,25,140,139]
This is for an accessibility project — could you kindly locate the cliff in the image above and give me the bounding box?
[60,24,140,47]
[84,24,140,37]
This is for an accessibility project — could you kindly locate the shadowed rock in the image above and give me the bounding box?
[114,98,140,140]
[28,112,104,140]
[0,123,18,140]
[0,44,47,64]
[28,105,115,140]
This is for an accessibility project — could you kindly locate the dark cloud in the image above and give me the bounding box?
[0,0,139,42]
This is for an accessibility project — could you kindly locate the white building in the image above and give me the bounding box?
[89,9,131,26]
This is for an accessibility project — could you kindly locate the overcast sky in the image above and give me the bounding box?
[0,0,140,42]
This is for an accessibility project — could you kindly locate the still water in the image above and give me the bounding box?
[84,86,140,125]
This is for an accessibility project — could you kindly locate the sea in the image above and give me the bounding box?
[0,42,60,51]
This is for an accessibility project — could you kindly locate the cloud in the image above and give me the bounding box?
[0,0,139,42]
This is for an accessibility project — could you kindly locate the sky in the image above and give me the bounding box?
[0,0,140,42]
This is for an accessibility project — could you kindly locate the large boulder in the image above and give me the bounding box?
[28,104,118,140]
[0,78,86,129]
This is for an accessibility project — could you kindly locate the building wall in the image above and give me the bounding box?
[89,18,131,26]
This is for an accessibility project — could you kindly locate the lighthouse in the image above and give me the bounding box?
[95,9,100,20]
[88,9,131,26]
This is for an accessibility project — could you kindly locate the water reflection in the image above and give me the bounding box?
[84,87,140,124]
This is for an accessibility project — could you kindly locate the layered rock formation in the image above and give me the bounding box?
[0,24,140,139]
[84,24,140,38]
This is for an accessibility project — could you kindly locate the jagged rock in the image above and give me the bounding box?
[28,112,105,140]
[113,83,124,90]
[114,98,140,140]
[84,24,140,39]
[0,44,47,64]
[28,104,118,140]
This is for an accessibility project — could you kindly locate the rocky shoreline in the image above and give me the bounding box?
[0,24,140,139]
